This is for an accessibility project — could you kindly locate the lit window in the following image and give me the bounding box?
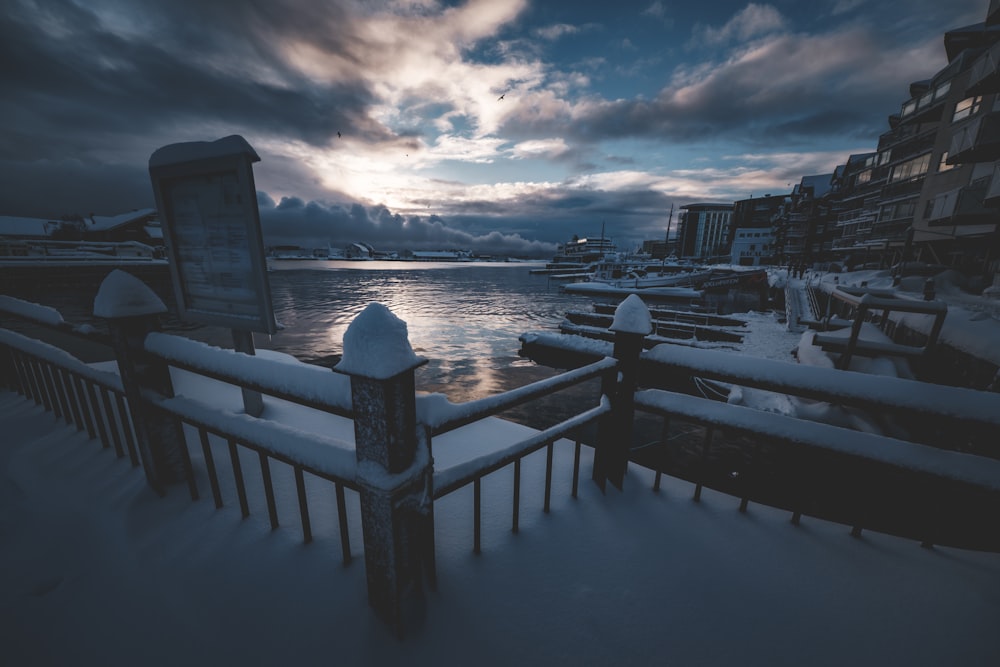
[938,152,954,172]
[890,153,931,183]
[952,96,983,123]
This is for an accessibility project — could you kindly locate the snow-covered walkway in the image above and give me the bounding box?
[2,390,999,666]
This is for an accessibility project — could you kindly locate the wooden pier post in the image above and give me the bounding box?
[94,270,186,495]
[593,294,651,491]
[335,303,432,637]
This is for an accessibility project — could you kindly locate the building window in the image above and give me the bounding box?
[889,153,931,183]
[938,151,954,173]
[952,96,982,123]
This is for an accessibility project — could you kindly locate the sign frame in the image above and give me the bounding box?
[149,135,277,335]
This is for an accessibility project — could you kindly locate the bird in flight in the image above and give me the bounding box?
[337,131,342,138]
[497,93,505,101]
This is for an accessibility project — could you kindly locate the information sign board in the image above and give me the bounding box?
[149,135,276,334]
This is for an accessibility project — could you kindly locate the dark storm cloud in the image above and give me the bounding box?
[0,0,380,165]
[257,195,558,258]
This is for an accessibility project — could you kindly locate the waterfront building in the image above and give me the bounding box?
[913,6,1000,284]
[676,203,733,262]
[828,152,887,263]
[770,176,834,266]
[728,195,785,266]
[0,209,159,246]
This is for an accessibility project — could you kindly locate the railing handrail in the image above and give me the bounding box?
[432,398,611,498]
[642,343,1000,431]
[151,391,359,488]
[0,295,113,347]
[634,388,1000,490]
[144,332,353,418]
[0,328,123,393]
[422,356,617,435]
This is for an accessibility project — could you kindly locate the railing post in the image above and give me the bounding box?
[94,270,186,495]
[593,294,651,491]
[334,303,432,638]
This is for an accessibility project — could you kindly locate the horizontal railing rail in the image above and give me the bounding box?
[421,356,617,554]
[2,328,141,467]
[144,332,354,418]
[423,357,616,435]
[642,344,1000,437]
[635,344,1000,547]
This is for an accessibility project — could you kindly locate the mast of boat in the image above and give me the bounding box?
[662,202,674,267]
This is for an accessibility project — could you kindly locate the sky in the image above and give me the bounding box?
[0,0,992,256]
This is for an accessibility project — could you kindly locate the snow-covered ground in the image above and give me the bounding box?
[2,387,999,666]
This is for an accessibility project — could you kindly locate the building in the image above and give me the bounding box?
[675,203,733,262]
[828,153,886,263]
[728,194,786,266]
[0,209,160,245]
[771,176,834,266]
[911,5,1000,283]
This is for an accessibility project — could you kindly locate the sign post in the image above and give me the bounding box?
[149,135,276,416]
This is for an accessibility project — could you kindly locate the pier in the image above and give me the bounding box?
[3,277,1000,657]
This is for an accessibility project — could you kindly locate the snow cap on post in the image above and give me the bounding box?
[148,134,259,168]
[610,293,652,335]
[93,270,167,318]
[334,302,426,380]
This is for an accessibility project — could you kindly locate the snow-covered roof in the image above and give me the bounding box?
[0,215,55,237]
[86,208,156,232]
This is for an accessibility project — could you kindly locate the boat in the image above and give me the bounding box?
[529,233,618,274]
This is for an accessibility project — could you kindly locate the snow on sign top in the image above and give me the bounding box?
[93,270,167,318]
[610,293,652,335]
[334,303,426,380]
[148,135,260,168]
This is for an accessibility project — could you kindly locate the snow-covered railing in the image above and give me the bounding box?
[0,327,141,467]
[137,332,359,563]
[423,357,617,554]
[144,333,353,417]
[812,287,948,368]
[637,343,1000,549]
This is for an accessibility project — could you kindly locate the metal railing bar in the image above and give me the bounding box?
[85,381,110,450]
[543,442,554,514]
[73,375,97,440]
[99,388,125,458]
[199,429,224,508]
[428,357,617,436]
[512,459,520,534]
[62,370,84,432]
[294,465,313,544]
[115,393,140,467]
[571,441,581,499]
[228,438,250,519]
[259,452,279,530]
[335,482,352,566]
[432,400,610,499]
[473,478,481,555]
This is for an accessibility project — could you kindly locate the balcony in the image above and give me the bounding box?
[898,80,951,125]
[880,178,924,201]
[966,40,1000,96]
[948,112,1000,164]
[985,164,1000,206]
[927,178,999,226]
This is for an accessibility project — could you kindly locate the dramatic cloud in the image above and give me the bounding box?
[0,0,989,253]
